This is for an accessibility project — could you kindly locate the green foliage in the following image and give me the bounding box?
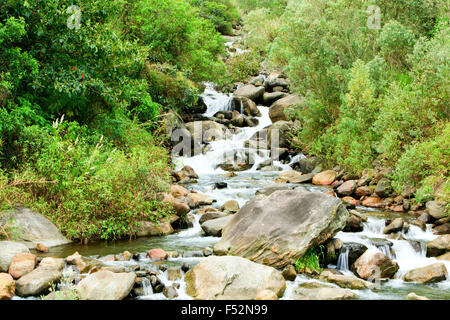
[377,20,416,67]
[189,0,240,35]
[224,50,262,84]
[295,246,325,273]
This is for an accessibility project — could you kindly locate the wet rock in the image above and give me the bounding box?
[433,223,450,235]
[172,199,191,216]
[319,270,375,290]
[262,92,288,106]
[35,243,48,253]
[199,211,229,225]
[181,262,192,272]
[406,292,430,300]
[281,265,297,281]
[163,285,179,299]
[292,282,357,300]
[312,170,337,186]
[201,215,233,237]
[0,208,71,249]
[417,212,431,223]
[411,219,426,231]
[220,200,240,213]
[232,96,262,117]
[383,218,404,235]
[267,121,292,149]
[147,249,168,261]
[214,189,349,269]
[185,121,229,145]
[436,252,450,261]
[275,170,304,184]
[214,182,228,189]
[324,238,343,265]
[352,249,399,280]
[269,95,302,123]
[77,271,136,300]
[0,273,15,300]
[426,235,450,257]
[15,258,64,296]
[343,243,368,267]
[361,196,384,208]
[235,85,265,102]
[403,263,448,284]
[202,247,213,257]
[344,214,363,232]
[187,193,214,206]
[254,289,279,300]
[336,180,357,196]
[167,268,182,281]
[426,201,446,219]
[8,252,36,279]
[173,165,198,181]
[0,241,30,272]
[185,256,286,300]
[374,178,393,198]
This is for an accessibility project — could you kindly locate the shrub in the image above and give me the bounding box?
[295,246,325,273]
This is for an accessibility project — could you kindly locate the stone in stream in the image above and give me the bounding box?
[199,211,229,225]
[291,282,357,300]
[403,263,448,284]
[234,84,265,102]
[201,215,233,237]
[312,170,337,186]
[167,268,182,281]
[383,218,404,235]
[136,221,174,237]
[35,243,48,253]
[281,265,297,281]
[319,270,375,290]
[262,92,288,106]
[220,200,240,213]
[8,252,37,279]
[426,201,446,219]
[436,252,450,261]
[232,96,262,117]
[184,256,286,300]
[433,223,450,235]
[187,193,214,207]
[147,248,168,261]
[255,185,292,197]
[343,213,364,232]
[0,208,71,249]
[77,271,136,300]
[213,189,349,269]
[15,257,64,297]
[406,292,430,300]
[254,289,279,300]
[185,121,229,145]
[214,182,228,189]
[352,249,399,280]
[426,235,450,257]
[336,180,357,196]
[163,285,179,299]
[0,273,15,300]
[0,241,30,272]
[268,94,302,123]
[267,121,292,149]
[275,170,304,184]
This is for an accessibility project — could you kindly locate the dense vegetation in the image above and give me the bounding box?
[0,0,238,241]
[235,0,449,206]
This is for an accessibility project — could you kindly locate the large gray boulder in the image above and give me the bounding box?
[0,241,30,272]
[185,256,286,300]
[2,208,71,249]
[201,215,233,237]
[185,121,229,145]
[234,85,265,101]
[77,271,136,300]
[232,96,262,117]
[213,189,349,269]
[268,95,302,123]
[15,257,64,297]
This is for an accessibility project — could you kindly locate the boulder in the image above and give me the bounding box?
[136,221,174,237]
[220,200,239,213]
[319,270,375,290]
[167,268,182,281]
[0,273,15,300]
[336,180,357,196]
[255,185,292,197]
[268,95,302,123]
[173,165,198,181]
[344,214,363,232]
[77,271,136,300]
[436,252,450,261]
[254,289,279,300]
[374,178,392,198]
[267,121,292,149]
[275,170,304,184]
[343,243,368,267]
[383,218,404,235]
[262,92,288,106]
[426,235,450,257]
[15,258,64,296]
[406,292,430,300]
[172,199,191,216]
[187,193,214,207]
[170,185,189,198]
[185,121,228,144]
[0,241,29,272]
[281,265,297,281]
[147,249,168,261]
[403,263,448,284]
[199,211,229,224]
[201,215,233,237]
[234,85,265,101]
[264,73,289,89]
[185,256,286,300]
[163,285,178,299]
[312,170,337,186]
[293,157,319,174]
[232,96,262,117]
[291,282,357,300]
[213,189,349,269]
[352,249,399,279]
[1,208,71,248]
[355,186,372,198]
[426,201,446,219]
[8,252,37,279]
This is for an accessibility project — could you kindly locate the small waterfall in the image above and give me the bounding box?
[240,99,244,114]
[336,247,349,271]
[142,277,153,296]
[378,244,393,259]
[201,83,233,117]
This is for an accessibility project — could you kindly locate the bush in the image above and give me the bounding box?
[224,50,262,84]
[189,0,240,35]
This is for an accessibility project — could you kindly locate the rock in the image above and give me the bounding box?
[173,165,198,181]
[231,110,245,127]
[361,196,384,208]
[199,211,229,224]
[1,208,71,248]
[406,292,430,300]
[411,219,426,231]
[15,258,64,296]
[403,263,448,284]
[264,73,290,89]
[8,253,37,279]
[324,239,343,265]
[269,95,302,123]
[201,215,233,237]
[267,121,292,149]
[232,96,262,117]
[147,249,168,261]
[342,196,360,207]
[172,199,191,216]
[383,218,404,234]
[426,235,450,257]
[170,185,189,198]
[292,282,357,300]
[0,241,30,272]
[374,178,392,198]
[426,201,445,219]
[77,271,136,300]
[352,249,399,280]
[336,180,357,196]
[293,157,319,174]
[33,244,47,255]
[213,189,349,269]
[355,186,372,198]
[167,268,182,281]
[202,247,213,257]
[235,85,265,101]
[344,214,363,232]
[214,182,228,189]
[185,256,286,300]
[220,200,239,213]
[319,270,375,290]
[312,170,337,186]
[275,170,304,184]
[185,121,228,145]
[262,92,288,106]
[433,223,450,235]
[0,273,15,300]
[163,285,178,299]
[136,221,174,237]
[255,185,292,197]
[66,252,90,273]
[343,243,368,267]
[436,252,450,261]
[281,265,297,281]
[187,193,214,207]
[418,212,431,223]
[254,289,279,300]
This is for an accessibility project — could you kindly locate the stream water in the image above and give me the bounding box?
[16,35,449,301]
